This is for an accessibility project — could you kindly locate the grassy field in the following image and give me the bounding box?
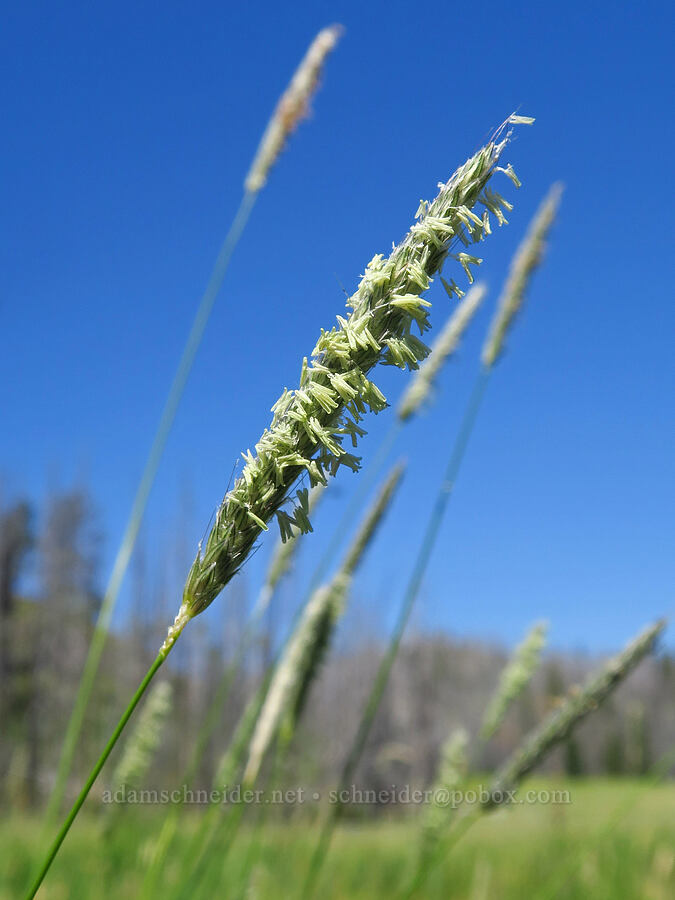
[3,779,673,899]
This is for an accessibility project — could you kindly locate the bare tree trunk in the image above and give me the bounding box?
[0,501,32,801]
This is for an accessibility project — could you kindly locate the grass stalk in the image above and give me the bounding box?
[244,464,404,787]
[230,466,404,899]
[300,368,489,899]
[140,486,323,898]
[110,679,173,797]
[25,651,167,900]
[45,174,255,833]
[173,676,275,900]
[171,465,403,900]
[301,183,561,899]
[46,25,342,826]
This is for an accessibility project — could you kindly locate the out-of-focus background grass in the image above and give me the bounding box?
[2,781,674,899]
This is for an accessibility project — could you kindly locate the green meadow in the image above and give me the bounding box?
[3,779,673,899]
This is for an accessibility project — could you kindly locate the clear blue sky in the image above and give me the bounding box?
[2,0,673,653]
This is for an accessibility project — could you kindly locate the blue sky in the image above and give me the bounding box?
[2,0,673,653]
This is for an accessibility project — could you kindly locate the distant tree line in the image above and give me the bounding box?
[1,488,673,812]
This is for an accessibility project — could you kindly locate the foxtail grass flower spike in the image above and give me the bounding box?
[242,464,404,785]
[398,284,486,421]
[245,25,343,193]
[163,117,532,655]
[110,680,172,793]
[480,620,548,740]
[485,619,666,805]
[481,182,563,368]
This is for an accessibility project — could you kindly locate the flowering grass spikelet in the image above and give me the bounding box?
[481,182,563,368]
[163,116,532,654]
[245,25,343,193]
[398,284,486,421]
[480,620,548,739]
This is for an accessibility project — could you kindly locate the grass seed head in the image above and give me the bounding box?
[162,116,531,655]
[339,462,404,577]
[245,25,344,193]
[480,620,548,740]
[481,182,563,368]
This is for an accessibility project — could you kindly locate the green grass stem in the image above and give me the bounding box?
[45,190,257,828]
[26,651,168,899]
[301,367,490,899]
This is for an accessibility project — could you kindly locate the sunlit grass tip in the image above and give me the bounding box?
[481,182,563,368]
[245,25,344,193]
[164,117,532,655]
[480,620,548,740]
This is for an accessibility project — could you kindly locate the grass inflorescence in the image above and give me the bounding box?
[167,119,529,653]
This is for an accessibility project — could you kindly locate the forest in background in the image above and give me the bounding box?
[2,486,673,813]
